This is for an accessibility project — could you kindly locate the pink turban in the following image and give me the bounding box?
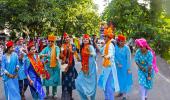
[135,38,159,73]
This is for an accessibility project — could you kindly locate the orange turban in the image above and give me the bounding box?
[117,34,126,41]
[104,27,114,39]
[48,35,56,41]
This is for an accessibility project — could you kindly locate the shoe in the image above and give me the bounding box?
[44,95,50,99]
[145,97,147,100]
[52,95,58,99]
[116,93,123,97]
[71,98,74,100]
[21,95,26,100]
[122,97,127,100]
[21,92,26,100]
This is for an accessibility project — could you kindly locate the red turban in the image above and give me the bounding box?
[83,34,90,39]
[6,41,14,48]
[27,41,34,50]
[117,34,126,41]
[63,32,68,39]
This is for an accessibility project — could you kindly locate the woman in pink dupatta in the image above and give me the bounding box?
[134,38,158,100]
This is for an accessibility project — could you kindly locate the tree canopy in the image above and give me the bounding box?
[102,0,170,61]
[0,0,100,37]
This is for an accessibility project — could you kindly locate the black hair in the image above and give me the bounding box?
[28,47,31,51]
[4,47,11,53]
[28,44,35,52]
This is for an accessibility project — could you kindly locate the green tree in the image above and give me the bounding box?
[102,0,170,61]
[102,0,156,38]
[53,0,100,35]
[0,0,100,37]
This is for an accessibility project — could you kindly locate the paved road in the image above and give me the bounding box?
[0,55,170,100]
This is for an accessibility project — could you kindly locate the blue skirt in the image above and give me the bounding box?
[4,78,21,100]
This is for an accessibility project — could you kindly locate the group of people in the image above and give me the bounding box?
[0,27,159,100]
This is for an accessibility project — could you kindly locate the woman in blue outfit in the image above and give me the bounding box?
[75,34,97,100]
[115,35,133,100]
[135,38,158,100]
[24,41,46,100]
[98,28,119,100]
[1,41,21,100]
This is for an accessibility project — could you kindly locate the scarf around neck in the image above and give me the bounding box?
[50,44,57,67]
[28,54,50,79]
[81,44,90,72]
[103,40,111,67]
[63,43,73,66]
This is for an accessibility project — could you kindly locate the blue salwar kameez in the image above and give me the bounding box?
[1,52,21,100]
[40,45,60,96]
[75,45,97,100]
[115,45,133,93]
[135,49,154,100]
[135,49,154,89]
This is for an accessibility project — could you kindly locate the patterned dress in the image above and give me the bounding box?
[60,43,78,100]
[135,49,154,89]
